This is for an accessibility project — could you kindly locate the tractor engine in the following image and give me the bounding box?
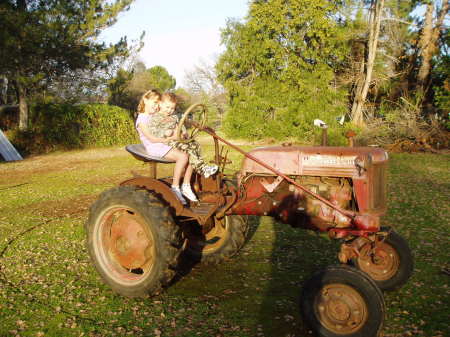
[230,146,388,232]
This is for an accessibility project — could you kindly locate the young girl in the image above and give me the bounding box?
[135,90,217,205]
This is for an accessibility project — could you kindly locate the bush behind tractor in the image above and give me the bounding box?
[85,104,413,337]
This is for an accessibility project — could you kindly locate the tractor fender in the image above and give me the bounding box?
[120,177,184,214]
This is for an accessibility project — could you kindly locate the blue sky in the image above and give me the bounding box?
[100,0,249,86]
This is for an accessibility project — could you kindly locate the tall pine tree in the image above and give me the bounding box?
[0,0,134,130]
[217,0,348,141]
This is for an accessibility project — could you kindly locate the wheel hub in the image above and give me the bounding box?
[315,284,368,334]
[359,241,399,281]
[328,299,351,321]
[109,211,152,270]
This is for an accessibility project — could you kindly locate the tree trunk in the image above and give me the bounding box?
[351,0,385,126]
[417,0,449,93]
[417,3,435,91]
[16,81,28,130]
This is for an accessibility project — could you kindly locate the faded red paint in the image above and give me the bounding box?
[230,145,388,232]
[240,146,387,179]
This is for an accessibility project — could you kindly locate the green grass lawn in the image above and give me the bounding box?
[0,142,449,337]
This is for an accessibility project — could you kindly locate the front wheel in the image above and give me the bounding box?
[301,265,385,337]
[352,229,413,291]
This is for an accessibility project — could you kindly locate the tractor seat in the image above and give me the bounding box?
[125,144,175,163]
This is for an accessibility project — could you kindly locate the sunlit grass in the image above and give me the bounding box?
[0,141,449,336]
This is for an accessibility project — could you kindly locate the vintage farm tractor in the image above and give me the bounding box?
[85,104,413,337]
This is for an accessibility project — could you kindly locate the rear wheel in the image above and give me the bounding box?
[86,186,182,297]
[301,265,385,337]
[182,215,249,264]
[353,229,413,291]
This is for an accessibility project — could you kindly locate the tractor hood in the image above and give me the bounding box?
[240,146,388,178]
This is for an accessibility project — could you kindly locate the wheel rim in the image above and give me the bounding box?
[358,241,400,281]
[187,217,230,254]
[93,205,155,285]
[314,283,368,334]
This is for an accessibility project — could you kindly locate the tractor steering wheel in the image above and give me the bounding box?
[176,103,207,142]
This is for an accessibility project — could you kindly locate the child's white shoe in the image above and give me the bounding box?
[181,184,198,202]
[203,164,218,178]
[171,186,187,205]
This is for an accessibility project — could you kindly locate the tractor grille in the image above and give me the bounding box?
[369,162,387,211]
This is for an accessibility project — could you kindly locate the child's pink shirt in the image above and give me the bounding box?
[135,113,172,157]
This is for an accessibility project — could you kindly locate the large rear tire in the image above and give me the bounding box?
[182,215,249,264]
[301,265,385,337]
[85,186,182,297]
[352,229,413,291]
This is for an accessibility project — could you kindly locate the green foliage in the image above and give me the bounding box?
[217,0,348,141]
[107,64,176,112]
[0,0,133,76]
[0,0,135,128]
[432,44,449,128]
[9,103,138,154]
[107,69,135,111]
[147,66,177,92]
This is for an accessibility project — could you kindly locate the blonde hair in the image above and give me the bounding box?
[161,92,178,104]
[137,89,161,113]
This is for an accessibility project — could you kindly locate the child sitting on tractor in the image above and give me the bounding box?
[135,90,217,205]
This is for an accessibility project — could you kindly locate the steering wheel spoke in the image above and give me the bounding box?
[177,103,207,142]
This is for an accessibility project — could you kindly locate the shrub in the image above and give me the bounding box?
[356,97,449,151]
[9,103,138,155]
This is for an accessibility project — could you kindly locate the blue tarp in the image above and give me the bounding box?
[0,129,23,161]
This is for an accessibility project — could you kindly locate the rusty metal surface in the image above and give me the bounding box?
[110,209,152,270]
[120,177,185,214]
[329,228,380,239]
[120,177,225,225]
[240,146,388,178]
[357,239,400,282]
[97,206,155,283]
[231,175,354,231]
[201,130,358,221]
[315,283,368,334]
[338,237,371,263]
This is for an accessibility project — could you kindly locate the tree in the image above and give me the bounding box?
[107,63,176,112]
[0,0,134,130]
[147,66,176,92]
[417,0,449,93]
[217,0,348,141]
[184,57,226,126]
[350,0,385,126]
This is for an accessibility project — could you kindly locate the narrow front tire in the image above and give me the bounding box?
[301,265,385,337]
[353,229,413,291]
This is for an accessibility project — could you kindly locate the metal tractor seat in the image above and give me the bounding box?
[125,144,175,178]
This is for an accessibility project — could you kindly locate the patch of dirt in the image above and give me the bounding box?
[29,194,98,220]
[84,169,150,186]
[0,147,129,184]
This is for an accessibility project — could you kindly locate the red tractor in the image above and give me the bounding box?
[85,104,413,337]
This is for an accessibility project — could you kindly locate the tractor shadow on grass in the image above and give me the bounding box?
[165,215,339,336]
[169,215,261,288]
[255,216,339,337]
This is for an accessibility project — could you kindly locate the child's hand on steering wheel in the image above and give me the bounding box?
[165,134,178,142]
